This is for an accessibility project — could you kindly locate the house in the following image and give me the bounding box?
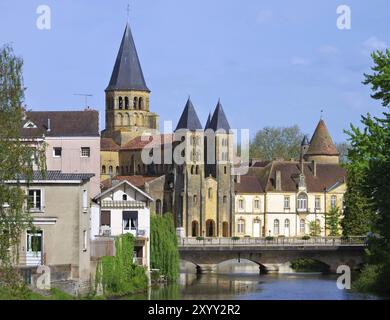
[21,110,101,197]
[91,180,153,270]
[7,171,94,295]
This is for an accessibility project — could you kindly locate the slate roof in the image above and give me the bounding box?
[205,113,211,129]
[101,138,120,151]
[13,171,94,182]
[22,110,99,138]
[175,98,203,131]
[301,135,310,146]
[208,100,231,132]
[106,24,150,92]
[250,161,346,193]
[306,120,339,156]
[235,175,264,194]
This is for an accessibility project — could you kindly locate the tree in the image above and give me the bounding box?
[309,221,321,237]
[0,44,45,290]
[326,206,341,236]
[335,142,350,164]
[346,49,390,294]
[250,125,305,161]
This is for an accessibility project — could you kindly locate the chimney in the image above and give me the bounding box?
[275,170,282,191]
[312,160,317,177]
[47,118,51,132]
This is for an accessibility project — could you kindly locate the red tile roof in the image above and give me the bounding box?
[235,175,264,193]
[306,120,339,156]
[101,138,120,151]
[121,134,174,151]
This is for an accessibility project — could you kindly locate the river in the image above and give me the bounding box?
[126,261,380,300]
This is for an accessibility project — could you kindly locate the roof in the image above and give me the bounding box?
[101,175,160,190]
[22,110,99,138]
[95,180,154,201]
[208,100,231,132]
[175,98,203,131]
[205,113,211,129]
[306,120,339,156]
[101,138,120,151]
[121,134,173,151]
[12,170,94,182]
[256,161,346,193]
[235,175,263,194]
[106,24,149,92]
[301,135,310,146]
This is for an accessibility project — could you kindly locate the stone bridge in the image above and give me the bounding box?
[178,237,366,273]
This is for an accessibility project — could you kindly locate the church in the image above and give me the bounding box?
[100,23,346,238]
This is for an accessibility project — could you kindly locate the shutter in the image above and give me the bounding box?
[101,210,111,226]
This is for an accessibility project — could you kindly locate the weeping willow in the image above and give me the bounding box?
[150,213,179,281]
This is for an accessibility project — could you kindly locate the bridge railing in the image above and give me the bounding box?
[179,236,367,247]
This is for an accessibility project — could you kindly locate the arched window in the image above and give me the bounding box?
[191,221,199,237]
[133,97,138,109]
[122,194,128,201]
[102,165,106,174]
[208,188,212,199]
[191,166,195,175]
[109,166,113,175]
[284,219,290,237]
[125,97,129,109]
[297,193,308,211]
[139,97,143,110]
[222,222,229,237]
[156,199,162,215]
[116,166,119,175]
[300,219,306,234]
[253,218,261,237]
[237,219,245,234]
[273,219,280,235]
[206,219,215,237]
[193,195,197,204]
[224,166,227,174]
[118,97,123,109]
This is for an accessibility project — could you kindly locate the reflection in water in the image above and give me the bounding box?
[126,260,380,300]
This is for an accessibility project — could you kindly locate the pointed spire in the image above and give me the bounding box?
[306,119,339,156]
[175,98,203,131]
[106,24,150,92]
[209,99,231,132]
[205,112,212,129]
[301,135,310,146]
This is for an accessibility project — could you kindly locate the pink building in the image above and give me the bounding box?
[22,110,101,197]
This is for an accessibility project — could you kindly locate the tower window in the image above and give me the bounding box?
[102,165,106,174]
[125,97,129,109]
[133,97,138,109]
[139,97,143,110]
[224,166,227,174]
[119,97,123,109]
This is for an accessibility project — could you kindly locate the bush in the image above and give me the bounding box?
[231,236,240,241]
[353,264,383,294]
[290,258,329,272]
[265,236,274,241]
[302,235,311,240]
[196,236,204,241]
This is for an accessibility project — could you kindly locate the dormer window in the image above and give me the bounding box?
[122,194,128,201]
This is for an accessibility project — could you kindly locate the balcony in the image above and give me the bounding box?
[101,200,146,209]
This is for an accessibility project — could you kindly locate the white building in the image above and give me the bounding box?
[92,180,153,270]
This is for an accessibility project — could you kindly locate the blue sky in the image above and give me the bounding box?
[0,0,389,142]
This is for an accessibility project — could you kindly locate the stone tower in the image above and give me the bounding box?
[304,119,340,164]
[173,98,204,238]
[205,100,234,237]
[102,23,159,146]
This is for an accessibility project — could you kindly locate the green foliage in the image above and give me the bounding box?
[335,142,350,164]
[302,235,311,240]
[0,44,46,287]
[150,213,179,281]
[326,207,341,236]
[353,264,382,294]
[231,236,240,241]
[196,236,204,241]
[250,125,305,160]
[290,258,329,273]
[309,221,321,237]
[265,236,274,241]
[95,234,148,297]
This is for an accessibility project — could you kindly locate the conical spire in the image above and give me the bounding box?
[209,100,231,132]
[205,112,212,129]
[106,24,149,92]
[301,135,310,146]
[306,119,338,156]
[175,98,203,131]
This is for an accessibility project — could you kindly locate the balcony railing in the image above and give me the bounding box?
[101,200,146,209]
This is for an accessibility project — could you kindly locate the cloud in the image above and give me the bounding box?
[318,45,340,55]
[256,9,273,24]
[290,56,310,66]
[362,36,388,54]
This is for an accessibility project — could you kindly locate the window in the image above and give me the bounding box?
[224,166,227,174]
[119,97,123,109]
[237,219,245,234]
[284,196,290,209]
[109,166,113,175]
[208,188,212,199]
[254,199,260,210]
[331,195,337,209]
[315,196,321,210]
[82,190,88,210]
[193,195,197,204]
[53,147,62,158]
[300,219,305,234]
[116,166,119,175]
[102,165,106,174]
[122,194,128,201]
[125,97,129,109]
[284,219,290,229]
[123,211,138,231]
[28,189,42,211]
[100,211,111,227]
[297,193,308,211]
[238,199,245,210]
[273,219,280,235]
[81,147,90,157]
[83,230,87,251]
